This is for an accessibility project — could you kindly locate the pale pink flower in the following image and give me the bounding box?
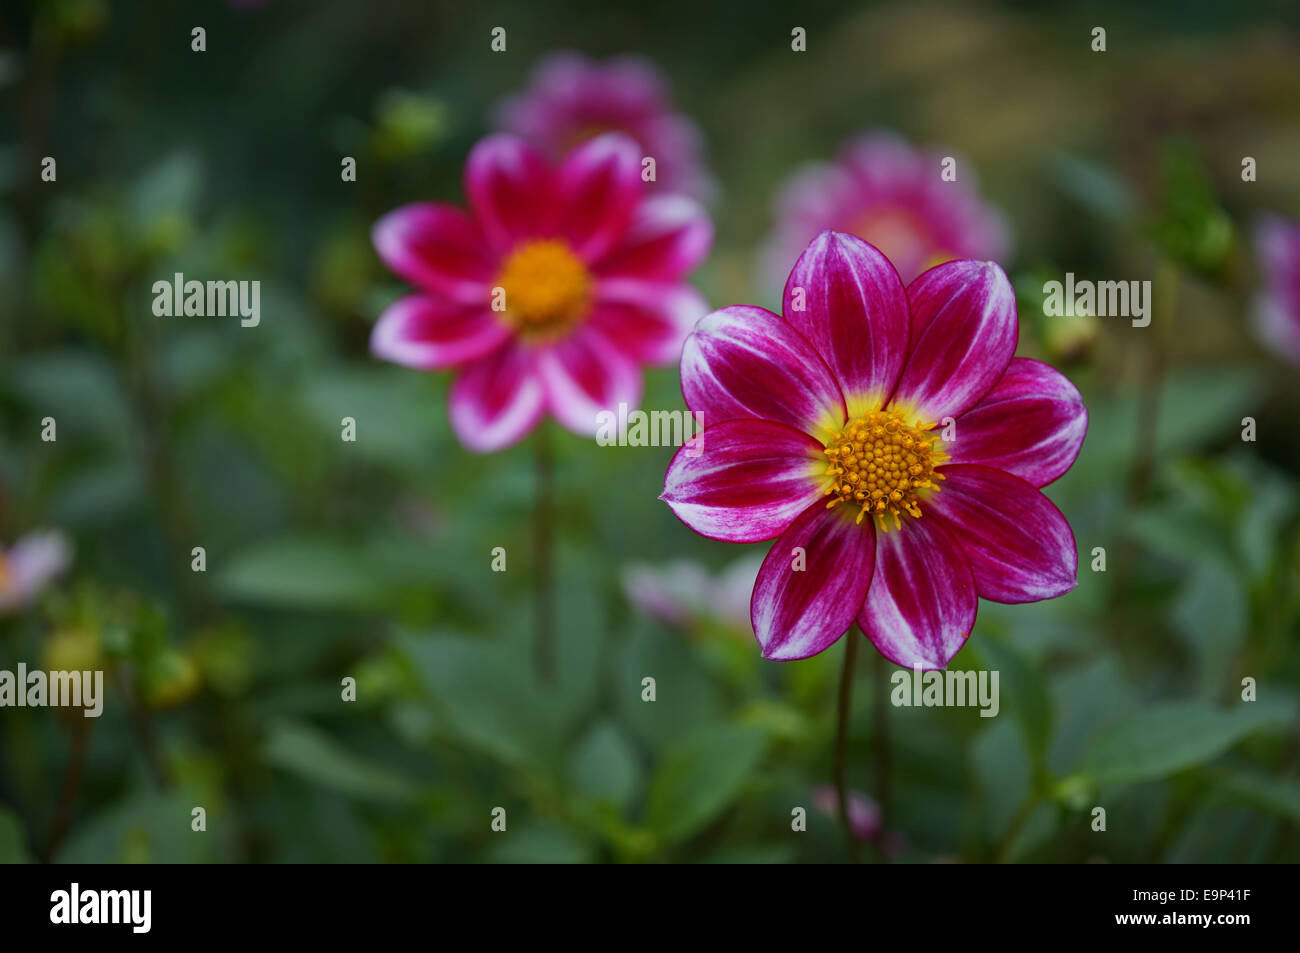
[1255,216,1300,367]
[495,52,712,200]
[763,131,1010,286]
[0,531,72,613]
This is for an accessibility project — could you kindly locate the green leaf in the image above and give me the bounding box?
[400,632,562,770]
[1047,658,1136,777]
[1172,563,1246,697]
[1234,461,1297,578]
[1144,141,1234,277]
[1156,371,1258,454]
[1213,769,1300,825]
[264,720,415,802]
[129,150,203,220]
[1079,700,1292,787]
[972,718,1032,837]
[971,637,1052,764]
[698,844,797,864]
[1165,806,1278,863]
[4,350,133,441]
[616,621,724,752]
[59,790,220,863]
[298,367,443,471]
[645,723,767,844]
[215,537,394,610]
[485,821,590,864]
[569,721,641,811]
[551,564,606,732]
[1126,501,1235,572]
[0,807,31,863]
[1076,369,1259,487]
[1049,152,1138,224]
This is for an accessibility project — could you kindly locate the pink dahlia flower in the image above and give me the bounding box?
[0,531,72,613]
[1254,216,1300,367]
[371,132,712,452]
[494,52,712,201]
[662,231,1086,668]
[763,132,1010,285]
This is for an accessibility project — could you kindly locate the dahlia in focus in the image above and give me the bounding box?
[663,231,1085,668]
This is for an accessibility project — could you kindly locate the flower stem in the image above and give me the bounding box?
[1130,258,1178,502]
[533,425,556,683]
[873,651,892,830]
[996,794,1040,863]
[44,716,92,863]
[834,631,860,862]
[117,668,170,790]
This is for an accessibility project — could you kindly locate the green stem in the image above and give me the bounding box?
[44,716,92,863]
[996,794,1040,863]
[117,668,170,790]
[834,631,860,862]
[873,651,892,831]
[1129,258,1178,502]
[533,426,555,683]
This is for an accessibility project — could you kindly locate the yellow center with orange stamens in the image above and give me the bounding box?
[495,239,591,339]
[821,408,947,530]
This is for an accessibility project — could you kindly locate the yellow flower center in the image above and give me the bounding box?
[822,408,947,530]
[495,239,591,338]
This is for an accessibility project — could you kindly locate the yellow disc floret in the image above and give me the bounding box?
[495,239,591,338]
[822,408,947,530]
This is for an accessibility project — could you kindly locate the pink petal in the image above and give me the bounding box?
[0,531,72,610]
[1256,294,1300,366]
[925,464,1077,604]
[448,344,545,453]
[812,786,882,841]
[892,260,1018,422]
[592,193,713,281]
[535,329,643,437]
[372,203,496,304]
[781,231,910,414]
[588,278,709,364]
[370,295,511,370]
[661,419,827,543]
[681,305,846,438]
[464,134,554,254]
[858,516,976,670]
[945,358,1087,487]
[752,502,876,660]
[602,54,672,103]
[1254,217,1300,366]
[621,560,712,628]
[555,132,644,263]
